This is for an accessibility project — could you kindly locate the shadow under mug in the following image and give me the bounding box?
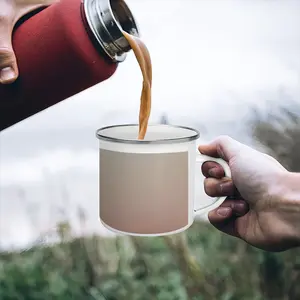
[96,124,231,236]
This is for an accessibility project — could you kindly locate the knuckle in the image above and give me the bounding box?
[0,12,10,24]
[0,46,15,66]
[217,135,231,144]
[0,48,13,56]
[0,53,15,68]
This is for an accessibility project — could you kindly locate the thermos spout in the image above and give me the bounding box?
[83,0,140,62]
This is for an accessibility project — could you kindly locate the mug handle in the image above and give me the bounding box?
[194,153,232,215]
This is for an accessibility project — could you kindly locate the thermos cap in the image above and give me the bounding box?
[83,0,140,62]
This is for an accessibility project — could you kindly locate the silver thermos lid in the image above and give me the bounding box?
[83,0,140,62]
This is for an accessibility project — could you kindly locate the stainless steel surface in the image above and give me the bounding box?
[96,124,200,144]
[83,0,140,62]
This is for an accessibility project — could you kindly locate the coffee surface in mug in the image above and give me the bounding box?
[100,149,189,234]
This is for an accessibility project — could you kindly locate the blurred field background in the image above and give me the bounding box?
[0,0,300,299]
[1,103,300,300]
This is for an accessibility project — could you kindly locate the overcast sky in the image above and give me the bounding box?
[0,0,299,249]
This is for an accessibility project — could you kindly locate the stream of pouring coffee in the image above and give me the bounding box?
[122,31,152,140]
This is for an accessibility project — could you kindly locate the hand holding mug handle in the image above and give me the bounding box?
[194,153,232,215]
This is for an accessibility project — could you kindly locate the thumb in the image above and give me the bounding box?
[0,26,18,84]
[198,135,245,161]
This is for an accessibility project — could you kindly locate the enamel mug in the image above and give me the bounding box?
[96,124,231,236]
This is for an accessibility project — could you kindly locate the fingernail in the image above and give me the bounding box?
[217,207,231,217]
[232,202,249,216]
[208,168,217,177]
[0,67,16,83]
[233,202,245,211]
[220,181,232,194]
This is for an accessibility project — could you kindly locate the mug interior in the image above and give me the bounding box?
[96,124,200,144]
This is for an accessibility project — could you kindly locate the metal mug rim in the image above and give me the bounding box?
[95,124,200,144]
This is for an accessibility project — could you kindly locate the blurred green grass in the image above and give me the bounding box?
[0,221,299,300]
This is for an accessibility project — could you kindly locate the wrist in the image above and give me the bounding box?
[275,171,300,248]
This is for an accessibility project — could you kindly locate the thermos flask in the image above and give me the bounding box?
[0,0,139,131]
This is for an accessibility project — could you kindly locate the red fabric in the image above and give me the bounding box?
[0,0,118,130]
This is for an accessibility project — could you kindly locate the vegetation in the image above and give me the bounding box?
[1,104,300,300]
